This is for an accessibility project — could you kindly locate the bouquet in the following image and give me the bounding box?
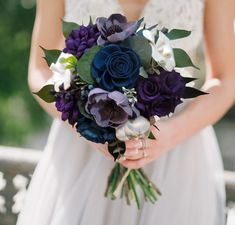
[35,14,206,209]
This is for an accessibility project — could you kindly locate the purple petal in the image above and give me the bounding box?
[108,14,127,24]
[96,17,108,31]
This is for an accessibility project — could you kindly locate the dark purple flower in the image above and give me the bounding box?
[136,96,182,118]
[96,13,139,45]
[55,91,81,126]
[76,116,116,144]
[86,88,135,128]
[63,24,100,59]
[91,44,140,91]
[136,71,186,118]
[136,75,161,103]
[159,70,186,97]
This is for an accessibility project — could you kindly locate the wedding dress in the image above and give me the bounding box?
[17,0,226,224]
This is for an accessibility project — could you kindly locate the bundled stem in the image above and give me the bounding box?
[105,163,161,209]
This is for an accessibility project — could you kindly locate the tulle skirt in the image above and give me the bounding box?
[17,118,225,225]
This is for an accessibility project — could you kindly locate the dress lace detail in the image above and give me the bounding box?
[64,0,205,51]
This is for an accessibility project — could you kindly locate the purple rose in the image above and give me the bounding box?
[159,70,186,97]
[86,88,135,127]
[96,14,139,45]
[136,75,161,102]
[136,71,186,118]
[136,96,182,118]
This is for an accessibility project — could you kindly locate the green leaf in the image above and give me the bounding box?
[108,141,126,161]
[76,45,101,84]
[63,20,80,38]
[182,87,208,99]
[182,77,198,84]
[33,85,55,103]
[121,36,152,69]
[89,16,93,25]
[166,29,191,40]
[173,48,199,69]
[40,47,61,66]
[77,102,94,120]
[136,17,144,30]
[148,131,156,140]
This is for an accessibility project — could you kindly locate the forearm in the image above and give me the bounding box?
[172,76,235,143]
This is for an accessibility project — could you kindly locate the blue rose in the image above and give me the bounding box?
[91,44,141,91]
[76,116,116,144]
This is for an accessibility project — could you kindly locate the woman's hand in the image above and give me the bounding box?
[120,119,181,169]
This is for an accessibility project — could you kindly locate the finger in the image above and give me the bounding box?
[124,148,139,157]
[125,139,142,149]
[121,157,150,169]
[125,150,143,160]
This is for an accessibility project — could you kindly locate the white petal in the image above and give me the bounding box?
[63,70,72,90]
[142,30,155,43]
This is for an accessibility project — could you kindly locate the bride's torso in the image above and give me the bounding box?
[64,0,205,52]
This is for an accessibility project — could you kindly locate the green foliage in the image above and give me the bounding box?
[63,20,80,38]
[108,141,126,161]
[173,48,199,69]
[76,45,101,84]
[34,85,55,103]
[40,47,61,66]
[148,131,156,140]
[0,0,50,147]
[166,29,191,40]
[122,36,152,69]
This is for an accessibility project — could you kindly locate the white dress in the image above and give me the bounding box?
[17,0,226,224]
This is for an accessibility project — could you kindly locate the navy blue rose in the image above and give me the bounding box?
[76,116,116,144]
[91,44,141,91]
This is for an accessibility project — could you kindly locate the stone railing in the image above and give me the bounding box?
[0,145,234,225]
[0,146,41,225]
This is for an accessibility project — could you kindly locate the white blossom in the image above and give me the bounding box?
[49,53,75,92]
[116,116,150,141]
[143,30,175,71]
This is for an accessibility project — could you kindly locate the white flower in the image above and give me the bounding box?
[49,52,75,92]
[116,116,151,141]
[143,30,175,71]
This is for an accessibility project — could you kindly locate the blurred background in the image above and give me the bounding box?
[0,0,234,224]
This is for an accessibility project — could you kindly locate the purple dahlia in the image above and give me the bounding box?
[63,24,100,59]
[55,91,81,126]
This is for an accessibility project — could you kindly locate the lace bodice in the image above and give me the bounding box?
[64,0,205,52]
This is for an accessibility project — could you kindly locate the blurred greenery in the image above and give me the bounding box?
[0,0,51,147]
[0,0,234,148]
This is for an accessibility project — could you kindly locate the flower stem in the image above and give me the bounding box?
[113,168,131,198]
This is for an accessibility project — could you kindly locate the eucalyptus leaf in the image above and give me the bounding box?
[121,36,152,69]
[182,87,208,99]
[40,46,61,66]
[166,29,191,40]
[63,20,80,38]
[108,141,126,161]
[33,85,55,103]
[173,48,199,69]
[76,45,101,84]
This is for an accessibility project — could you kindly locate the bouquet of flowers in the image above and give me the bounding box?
[35,14,206,209]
